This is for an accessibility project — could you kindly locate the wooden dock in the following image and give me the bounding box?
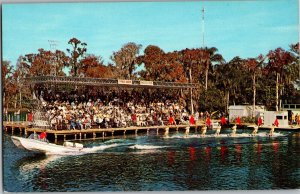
[3,121,204,142]
[3,121,299,143]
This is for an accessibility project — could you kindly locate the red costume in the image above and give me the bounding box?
[258,117,263,126]
[206,117,211,127]
[220,116,227,126]
[189,115,195,125]
[236,117,241,125]
[28,112,33,122]
[274,118,279,127]
[168,116,176,125]
[40,132,47,139]
[131,114,137,122]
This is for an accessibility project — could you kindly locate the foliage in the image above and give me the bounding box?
[66,38,87,76]
[110,42,142,79]
[2,38,300,113]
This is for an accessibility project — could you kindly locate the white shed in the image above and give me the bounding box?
[262,111,289,127]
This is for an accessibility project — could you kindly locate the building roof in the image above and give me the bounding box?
[26,76,200,89]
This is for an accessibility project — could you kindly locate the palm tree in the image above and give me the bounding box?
[244,55,264,117]
[204,47,224,91]
[266,48,294,111]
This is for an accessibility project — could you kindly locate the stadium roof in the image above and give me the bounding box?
[26,76,200,89]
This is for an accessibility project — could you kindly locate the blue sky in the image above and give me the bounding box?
[2,0,299,68]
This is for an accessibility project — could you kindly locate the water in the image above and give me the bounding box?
[3,129,300,192]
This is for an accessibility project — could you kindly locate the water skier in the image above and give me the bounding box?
[200,126,207,137]
[215,123,221,136]
[230,124,237,137]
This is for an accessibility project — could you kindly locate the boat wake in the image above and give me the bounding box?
[129,144,168,150]
[164,132,287,139]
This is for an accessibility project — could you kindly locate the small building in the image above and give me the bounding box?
[228,105,265,122]
[260,111,289,127]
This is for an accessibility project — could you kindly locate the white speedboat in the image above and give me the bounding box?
[11,134,84,155]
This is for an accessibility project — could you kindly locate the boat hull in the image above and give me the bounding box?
[11,136,82,155]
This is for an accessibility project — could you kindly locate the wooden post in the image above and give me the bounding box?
[75,134,77,140]
[12,127,14,135]
[147,129,149,135]
[123,130,126,136]
[25,114,28,122]
[64,135,66,141]
[176,127,179,132]
[24,128,27,137]
[112,131,114,137]
[55,134,57,142]
[135,129,138,136]
[79,133,82,140]
[156,128,159,135]
[8,115,11,122]
[93,132,96,139]
[84,133,86,139]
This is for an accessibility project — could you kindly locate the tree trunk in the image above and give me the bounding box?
[189,68,192,83]
[279,76,283,111]
[189,68,193,114]
[252,73,256,117]
[19,91,22,108]
[276,72,279,111]
[226,90,229,114]
[205,67,208,91]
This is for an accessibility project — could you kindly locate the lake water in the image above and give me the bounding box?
[3,129,300,192]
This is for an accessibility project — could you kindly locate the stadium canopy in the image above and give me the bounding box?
[26,76,200,89]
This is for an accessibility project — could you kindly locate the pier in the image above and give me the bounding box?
[3,121,205,143]
[4,121,299,143]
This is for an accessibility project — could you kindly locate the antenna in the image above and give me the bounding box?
[202,5,205,48]
[48,40,59,76]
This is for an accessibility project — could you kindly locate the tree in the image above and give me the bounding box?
[2,61,17,109]
[243,55,264,117]
[204,47,224,91]
[137,45,165,81]
[79,55,115,78]
[111,42,142,79]
[66,38,87,77]
[215,57,246,113]
[22,49,68,76]
[266,48,294,111]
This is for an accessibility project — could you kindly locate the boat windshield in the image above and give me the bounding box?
[28,133,49,143]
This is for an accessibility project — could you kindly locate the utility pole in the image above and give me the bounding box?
[202,5,205,48]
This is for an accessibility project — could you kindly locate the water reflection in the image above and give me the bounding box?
[205,146,211,162]
[167,150,175,166]
[188,147,195,161]
[234,144,242,164]
[4,131,300,191]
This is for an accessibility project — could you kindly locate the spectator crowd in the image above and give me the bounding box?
[34,88,206,130]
